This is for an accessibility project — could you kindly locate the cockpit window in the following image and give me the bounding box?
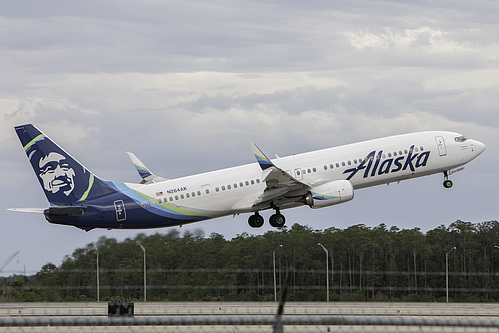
[454,136,468,143]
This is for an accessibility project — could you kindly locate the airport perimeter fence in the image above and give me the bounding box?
[2,268,499,331]
[1,301,499,332]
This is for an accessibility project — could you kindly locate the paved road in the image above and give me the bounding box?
[1,302,498,332]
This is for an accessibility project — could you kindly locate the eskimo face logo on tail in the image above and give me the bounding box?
[25,137,90,204]
[343,145,431,180]
[38,152,76,196]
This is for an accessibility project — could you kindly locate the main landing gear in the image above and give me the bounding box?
[443,171,453,189]
[248,212,264,228]
[248,210,286,228]
[270,210,286,228]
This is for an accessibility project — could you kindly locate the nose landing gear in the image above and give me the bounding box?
[443,171,453,188]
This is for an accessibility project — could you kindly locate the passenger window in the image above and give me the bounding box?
[347,161,351,165]
[240,182,243,187]
[228,185,231,189]
[205,189,210,194]
[175,196,179,200]
[307,168,311,173]
[399,151,403,155]
[324,165,328,170]
[251,180,255,185]
[393,152,397,156]
[169,197,173,201]
[222,185,226,190]
[342,162,345,167]
[186,193,190,198]
[336,163,340,168]
[256,179,260,184]
[158,199,162,203]
[296,170,301,175]
[141,203,145,207]
[191,192,195,197]
[330,164,334,169]
[180,194,184,199]
[404,149,408,154]
[388,153,392,157]
[197,191,201,196]
[245,181,249,186]
[234,183,237,188]
[420,146,424,151]
[215,187,219,192]
[354,159,357,164]
[313,167,316,172]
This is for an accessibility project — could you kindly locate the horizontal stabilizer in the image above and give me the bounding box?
[7,208,46,214]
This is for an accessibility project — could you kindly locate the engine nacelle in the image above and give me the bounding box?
[302,180,354,209]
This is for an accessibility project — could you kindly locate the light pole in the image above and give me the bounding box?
[137,242,146,302]
[318,243,329,302]
[446,246,456,303]
[96,247,100,302]
[273,245,283,302]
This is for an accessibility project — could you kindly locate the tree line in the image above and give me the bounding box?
[2,220,499,302]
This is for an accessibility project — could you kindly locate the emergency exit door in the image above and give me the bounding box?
[435,136,447,156]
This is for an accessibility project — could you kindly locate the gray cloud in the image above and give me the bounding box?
[0,0,497,274]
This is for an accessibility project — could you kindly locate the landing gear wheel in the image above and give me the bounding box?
[443,180,453,188]
[269,213,286,228]
[248,213,264,228]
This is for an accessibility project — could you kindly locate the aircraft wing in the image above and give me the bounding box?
[249,142,310,209]
[126,152,168,184]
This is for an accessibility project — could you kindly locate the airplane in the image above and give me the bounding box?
[9,124,485,231]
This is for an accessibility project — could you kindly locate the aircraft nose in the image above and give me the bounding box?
[472,140,486,155]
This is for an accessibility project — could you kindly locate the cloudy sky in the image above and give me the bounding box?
[1,0,497,275]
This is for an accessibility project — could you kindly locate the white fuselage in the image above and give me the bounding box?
[126,131,485,220]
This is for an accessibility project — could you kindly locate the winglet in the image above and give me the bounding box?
[126,152,167,184]
[127,152,153,179]
[249,142,273,170]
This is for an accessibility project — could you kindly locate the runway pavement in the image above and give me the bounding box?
[1,301,499,332]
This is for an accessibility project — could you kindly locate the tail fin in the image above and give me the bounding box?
[14,124,116,205]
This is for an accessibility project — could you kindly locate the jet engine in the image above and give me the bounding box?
[302,180,354,209]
